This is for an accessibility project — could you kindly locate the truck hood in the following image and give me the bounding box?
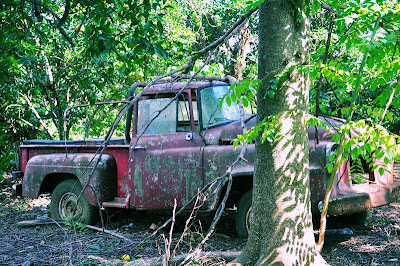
[200,115,348,145]
[201,115,257,145]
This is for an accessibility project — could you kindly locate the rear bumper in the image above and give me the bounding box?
[328,181,400,216]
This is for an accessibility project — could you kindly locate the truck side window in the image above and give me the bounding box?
[177,94,191,132]
[137,93,193,135]
[137,97,176,135]
[191,91,199,131]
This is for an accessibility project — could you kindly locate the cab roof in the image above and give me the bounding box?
[142,81,229,94]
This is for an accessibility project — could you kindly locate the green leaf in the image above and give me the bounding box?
[242,97,249,108]
[367,56,375,69]
[351,148,359,160]
[366,144,372,154]
[384,157,390,164]
[376,151,385,159]
[311,1,321,15]
[327,163,334,173]
[226,96,232,106]
[233,139,239,148]
[329,153,336,162]
[267,90,275,99]
[387,112,394,122]
[231,92,237,103]
[378,168,384,175]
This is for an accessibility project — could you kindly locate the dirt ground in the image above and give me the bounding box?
[0,175,399,265]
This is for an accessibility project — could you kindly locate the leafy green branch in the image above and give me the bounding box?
[316,9,384,251]
[219,79,259,110]
[326,119,400,179]
[233,114,282,147]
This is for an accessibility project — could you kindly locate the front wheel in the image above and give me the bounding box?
[236,190,253,238]
[50,179,99,224]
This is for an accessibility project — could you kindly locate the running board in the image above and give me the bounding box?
[102,195,130,209]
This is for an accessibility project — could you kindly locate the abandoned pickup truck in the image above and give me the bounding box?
[14,81,400,237]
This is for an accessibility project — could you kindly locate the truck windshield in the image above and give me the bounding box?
[200,85,241,129]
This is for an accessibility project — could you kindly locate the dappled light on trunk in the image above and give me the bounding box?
[235,0,326,264]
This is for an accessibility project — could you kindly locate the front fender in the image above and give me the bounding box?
[208,165,254,211]
[22,153,117,205]
[231,165,254,177]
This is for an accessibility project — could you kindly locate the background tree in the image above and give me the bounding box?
[0,0,184,172]
[309,0,400,133]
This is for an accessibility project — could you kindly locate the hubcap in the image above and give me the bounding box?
[58,192,83,220]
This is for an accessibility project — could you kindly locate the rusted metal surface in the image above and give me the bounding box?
[22,153,117,205]
[201,117,256,145]
[143,81,227,94]
[18,81,400,220]
[20,144,129,196]
[309,143,329,214]
[130,132,204,209]
[328,182,400,216]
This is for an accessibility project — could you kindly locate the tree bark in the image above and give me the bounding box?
[229,19,250,80]
[234,1,326,264]
[36,36,65,140]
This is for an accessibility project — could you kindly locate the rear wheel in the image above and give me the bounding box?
[50,180,98,224]
[236,190,253,238]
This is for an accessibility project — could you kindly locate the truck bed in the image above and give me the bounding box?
[20,138,130,196]
[23,138,127,145]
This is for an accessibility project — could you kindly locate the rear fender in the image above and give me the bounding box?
[22,153,117,206]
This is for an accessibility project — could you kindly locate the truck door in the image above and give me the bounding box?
[130,91,204,209]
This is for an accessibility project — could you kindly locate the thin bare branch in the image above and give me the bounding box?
[165,199,177,265]
[57,0,70,28]
[196,7,258,56]
[183,80,250,264]
[4,113,49,136]
[20,93,53,139]
[379,81,399,124]
[320,2,335,12]
[172,192,205,257]
[17,219,133,243]
[24,0,74,47]
[315,12,336,144]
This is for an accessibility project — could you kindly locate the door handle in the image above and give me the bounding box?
[131,145,146,150]
[185,132,193,141]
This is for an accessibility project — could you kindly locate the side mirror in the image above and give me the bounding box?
[185,132,193,141]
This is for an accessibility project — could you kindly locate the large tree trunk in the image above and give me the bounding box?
[235,1,326,264]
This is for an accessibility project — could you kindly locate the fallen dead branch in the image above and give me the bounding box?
[16,219,134,244]
[124,251,242,266]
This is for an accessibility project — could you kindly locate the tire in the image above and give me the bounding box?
[50,179,99,225]
[236,190,253,238]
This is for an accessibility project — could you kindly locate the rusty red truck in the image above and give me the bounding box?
[13,81,400,237]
